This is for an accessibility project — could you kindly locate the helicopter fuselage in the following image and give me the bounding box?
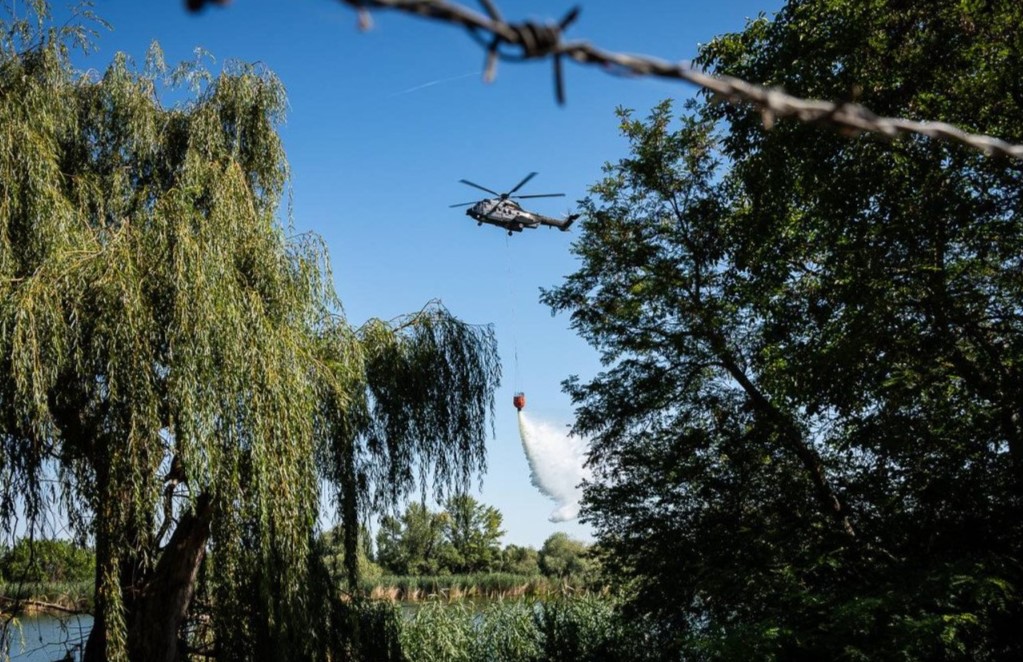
[451,172,577,236]
[466,198,575,235]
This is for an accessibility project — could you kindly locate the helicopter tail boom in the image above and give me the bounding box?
[543,213,578,231]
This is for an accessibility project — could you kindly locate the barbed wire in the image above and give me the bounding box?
[187,0,1023,161]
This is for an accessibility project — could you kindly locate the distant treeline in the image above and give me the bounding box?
[0,538,93,585]
[1,499,595,613]
[321,495,596,585]
[0,538,94,615]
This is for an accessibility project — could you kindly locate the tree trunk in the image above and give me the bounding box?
[128,493,213,662]
[340,439,360,592]
[84,494,213,662]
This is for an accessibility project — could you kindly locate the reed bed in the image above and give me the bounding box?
[363,573,589,602]
[396,596,654,662]
[0,580,93,615]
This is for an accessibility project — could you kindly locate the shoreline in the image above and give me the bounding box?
[1,594,92,618]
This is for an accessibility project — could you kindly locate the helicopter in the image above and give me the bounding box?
[451,172,579,236]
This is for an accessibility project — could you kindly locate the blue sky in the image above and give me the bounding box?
[51,0,782,548]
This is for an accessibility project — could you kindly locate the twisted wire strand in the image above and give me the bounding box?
[340,0,1023,160]
[565,43,1023,159]
[186,0,1023,160]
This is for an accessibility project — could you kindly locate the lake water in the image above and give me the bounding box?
[2,614,92,661]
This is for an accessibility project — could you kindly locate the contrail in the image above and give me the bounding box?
[388,72,477,97]
[517,411,591,522]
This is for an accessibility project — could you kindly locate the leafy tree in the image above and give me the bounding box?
[375,495,505,575]
[375,502,449,576]
[319,525,382,582]
[538,533,591,580]
[543,1,1023,657]
[500,544,540,576]
[0,4,499,661]
[1,537,94,584]
[440,493,504,573]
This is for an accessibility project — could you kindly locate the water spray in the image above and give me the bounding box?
[516,407,591,522]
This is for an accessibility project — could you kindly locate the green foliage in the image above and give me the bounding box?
[500,544,541,576]
[367,503,588,584]
[364,573,572,601]
[376,502,449,576]
[544,1,1023,657]
[0,4,499,659]
[538,533,592,581]
[319,525,384,582]
[375,496,505,576]
[304,544,405,662]
[400,600,481,662]
[440,493,505,573]
[319,308,501,590]
[0,580,93,611]
[398,597,650,662]
[0,538,94,584]
[530,597,654,662]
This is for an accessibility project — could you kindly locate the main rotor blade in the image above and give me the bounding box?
[513,193,566,199]
[507,172,538,196]
[449,201,476,208]
[459,179,501,196]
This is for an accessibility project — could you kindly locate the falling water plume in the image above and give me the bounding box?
[517,411,591,522]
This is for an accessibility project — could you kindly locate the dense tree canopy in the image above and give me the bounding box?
[544,0,1023,658]
[374,494,504,575]
[0,537,94,584]
[499,543,539,576]
[439,493,504,573]
[376,502,449,576]
[319,524,383,581]
[537,532,592,581]
[0,4,499,660]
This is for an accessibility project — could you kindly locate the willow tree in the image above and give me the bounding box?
[0,4,498,661]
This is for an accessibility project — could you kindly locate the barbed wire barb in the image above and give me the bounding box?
[186,0,1023,160]
[339,0,1023,160]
